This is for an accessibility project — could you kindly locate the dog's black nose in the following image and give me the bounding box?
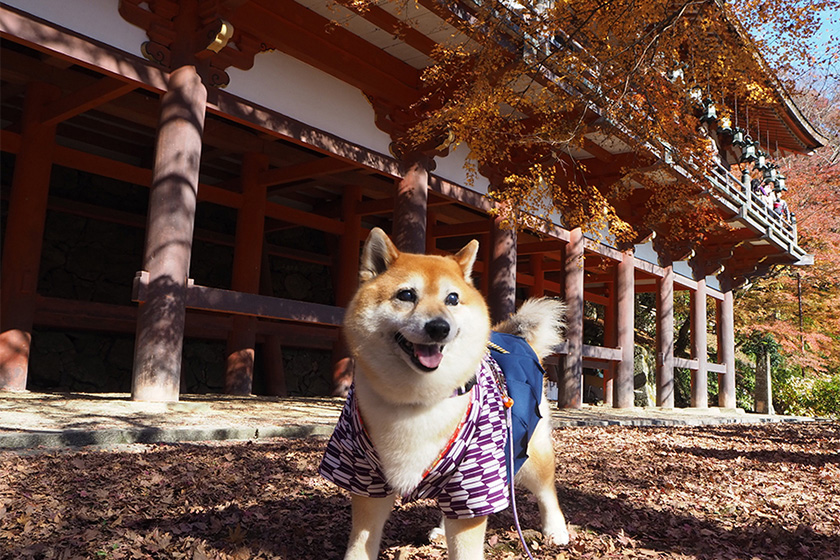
[424,318,450,341]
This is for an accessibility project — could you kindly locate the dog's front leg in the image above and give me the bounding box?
[443,515,488,560]
[344,493,396,560]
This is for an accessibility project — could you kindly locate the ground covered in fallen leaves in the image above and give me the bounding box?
[1,422,838,559]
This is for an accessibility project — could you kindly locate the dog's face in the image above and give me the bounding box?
[344,228,491,404]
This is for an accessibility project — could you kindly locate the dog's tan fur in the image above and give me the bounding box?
[341,228,569,560]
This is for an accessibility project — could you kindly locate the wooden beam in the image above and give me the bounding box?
[433,220,492,238]
[583,291,610,306]
[264,200,345,235]
[207,88,404,179]
[518,239,566,255]
[675,357,699,370]
[34,295,137,333]
[0,5,168,93]
[583,344,622,362]
[335,0,438,56]
[582,136,616,163]
[261,157,360,190]
[132,273,345,326]
[0,129,22,153]
[50,142,244,208]
[356,197,395,216]
[40,77,136,126]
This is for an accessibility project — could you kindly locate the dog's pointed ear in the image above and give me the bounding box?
[359,227,400,283]
[453,239,479,281]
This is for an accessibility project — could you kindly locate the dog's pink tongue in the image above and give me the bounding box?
[414,344,443,369]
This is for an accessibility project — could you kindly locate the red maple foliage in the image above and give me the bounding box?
[735,79,840,375]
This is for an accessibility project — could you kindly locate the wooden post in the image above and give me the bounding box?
[754,346,774,414]
[656,262,675,408]
[393,156,431,254]
[225,153,269,395]
[602,282,616,406]
[131,64,207,402]
[331,185,363,396]
[0,82,60,391]
[559,227,583,409]
[615,246,635,408]
[260,244,287,397]
[717,276,736,409]
[530,254,545,297]
[426,211,438,255]
[690,278,709,408]
[479,232,491,296]
[489,210,517,325]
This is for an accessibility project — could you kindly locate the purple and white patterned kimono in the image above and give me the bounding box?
[319,354,510,519]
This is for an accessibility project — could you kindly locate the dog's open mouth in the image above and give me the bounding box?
[395,332,444,372]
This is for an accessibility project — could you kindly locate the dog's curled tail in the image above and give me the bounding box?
[493,297,566,361]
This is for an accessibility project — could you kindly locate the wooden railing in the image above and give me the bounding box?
[706,164,807,261]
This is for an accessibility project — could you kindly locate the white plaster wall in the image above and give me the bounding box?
[705,274,721,292]
[434,144,490,194]
[228,53,492,193]
[671,259,691,280]
[5,0,148,59]
[635,240,659,266]
[225,50,395,157]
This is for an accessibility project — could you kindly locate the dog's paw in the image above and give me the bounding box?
[543,524,571,547]
[428,525,446,544]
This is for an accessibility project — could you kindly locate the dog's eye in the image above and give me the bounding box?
[396,289,416,303]
[445,293,459,306]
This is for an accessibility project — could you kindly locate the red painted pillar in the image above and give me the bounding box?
[225,152,269,395]
[655,263,675,408]
[331,185,363,396]
[690,278,709,408]
[559,227,583,409]
[0,82,60,391]
[393,156,431,254]
[131,65,207,402]
[489,211,517,325]
[717,276,736,408]
[530,254,545,297]
[602,282,616,406]
[426,211,438,255]
[615,247,635,408]
[260,245,287,397]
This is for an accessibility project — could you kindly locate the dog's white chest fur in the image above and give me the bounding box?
[354,374,471,495]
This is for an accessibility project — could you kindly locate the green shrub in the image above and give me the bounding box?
[805,375,840,418]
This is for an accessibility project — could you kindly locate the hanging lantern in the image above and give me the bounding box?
[732,127,746,146]
[689,87,703,104]
[755,150,767,170]
[717,116,732,136]
[700,98,717,122]
[774,174,787,191]
[741,167,751,188]
[762,163,777,182]
[740,136,757,162]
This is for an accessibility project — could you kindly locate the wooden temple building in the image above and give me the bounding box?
[0,1,824,406]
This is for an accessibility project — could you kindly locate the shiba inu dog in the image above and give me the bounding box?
[320,228,570,560]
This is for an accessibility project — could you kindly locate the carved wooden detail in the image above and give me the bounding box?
[119,0,270,88]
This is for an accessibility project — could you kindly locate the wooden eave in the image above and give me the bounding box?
[223,0,423,107]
